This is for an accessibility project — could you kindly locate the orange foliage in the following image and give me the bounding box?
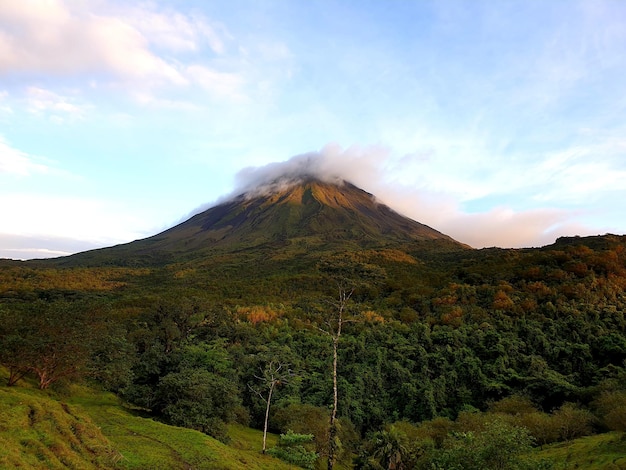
[173,268,196,279]
[492,290,514,310]
[526,281,553,298]
[361,310,384,323]
[441,306,463,327]
[497,281,514,293]
[433,295,458,306]
[521,266,542,280]
[371,249,418,264]
[0,267,144,293]
[519,298,538,313]
[236,305,279,324]
[564,261,588,277]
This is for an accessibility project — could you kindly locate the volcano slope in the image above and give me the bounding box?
[52,178,465,267]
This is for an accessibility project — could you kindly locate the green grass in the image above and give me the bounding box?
[68,386,297,469]
[0,383,118,468]
[0,369,297,469]
[226,423,280,452]
[532,432,626,469]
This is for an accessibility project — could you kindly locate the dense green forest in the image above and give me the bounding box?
[2,233,626,469]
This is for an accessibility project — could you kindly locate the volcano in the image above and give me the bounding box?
[54,179,466,266]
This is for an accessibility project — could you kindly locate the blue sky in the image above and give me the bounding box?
[1,0,625,259]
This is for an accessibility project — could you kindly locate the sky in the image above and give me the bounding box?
[1,0,625,259]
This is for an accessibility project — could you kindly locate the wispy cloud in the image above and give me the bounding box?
[24,86,88,122]
[116,4,229,54]
[185,65,247,101]
[0,233,103,260]
[0,90,11,114]
[0,0,296,112]
[532,148,626,204]
[0,136,51,176]
[0,192,150,245]
[0,0,232,97]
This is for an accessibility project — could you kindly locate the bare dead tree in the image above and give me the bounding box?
[249,360,294,453]
[316,282,355,470]
[315,256,382,469]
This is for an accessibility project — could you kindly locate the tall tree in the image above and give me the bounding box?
[249,360,294,453]
[0,300,103,389]
[317,282,354,470]
[28,300,100,389]
[315,256,384,469]
[0,307,33,386]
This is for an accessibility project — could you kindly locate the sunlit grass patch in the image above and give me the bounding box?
[533,432,626,469]
[0,384,117,469]
[1,374,297,470]
[68,385,295,469]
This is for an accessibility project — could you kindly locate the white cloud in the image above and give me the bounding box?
[364,182,595,249]
[0,0,186,85]
[0,233,104,260]
[24,86,88,120]
[532,143,626,203]
[0,192,150,245]
[0,89,11,114]
[186,65,246,100]
[117,5,228,54]
[431,206,592,249]
[233,143,390,193]
[0,1,284,107]
[0,136,50,176]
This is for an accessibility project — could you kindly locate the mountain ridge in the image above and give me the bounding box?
[50,178,466,266]
[172,179,456,242]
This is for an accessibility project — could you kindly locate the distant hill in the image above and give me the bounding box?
[51,178,466,267]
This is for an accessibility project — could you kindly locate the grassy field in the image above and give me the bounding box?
[533,432,626,470]
[0,383,117,468]
[0,369,294,469]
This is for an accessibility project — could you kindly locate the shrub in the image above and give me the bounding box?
[426,418,536,470]
[157,369,240,441]
[592,390,626,432]
[518,412,559,446]
[551,402,595,441]
[489,395,539,416]
[267,430,318,469]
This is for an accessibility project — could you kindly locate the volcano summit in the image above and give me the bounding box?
[55,178,465,266]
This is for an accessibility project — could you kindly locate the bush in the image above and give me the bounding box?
[518,412,559,446]
[156,369,240,441]
[551,402,595,441]
[426,418,536,470]
[592,390,626,432]
[415,416,454,448]
[273,403,329,455]
[489,395,539,416]
[272,403,358,465]
[267,430,318,469]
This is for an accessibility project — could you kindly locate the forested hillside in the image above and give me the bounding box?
[2,222,626,468]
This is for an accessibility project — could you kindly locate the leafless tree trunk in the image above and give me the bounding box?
[320,284,353,470]
[262,382,274,453]
[250,361,292,453]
